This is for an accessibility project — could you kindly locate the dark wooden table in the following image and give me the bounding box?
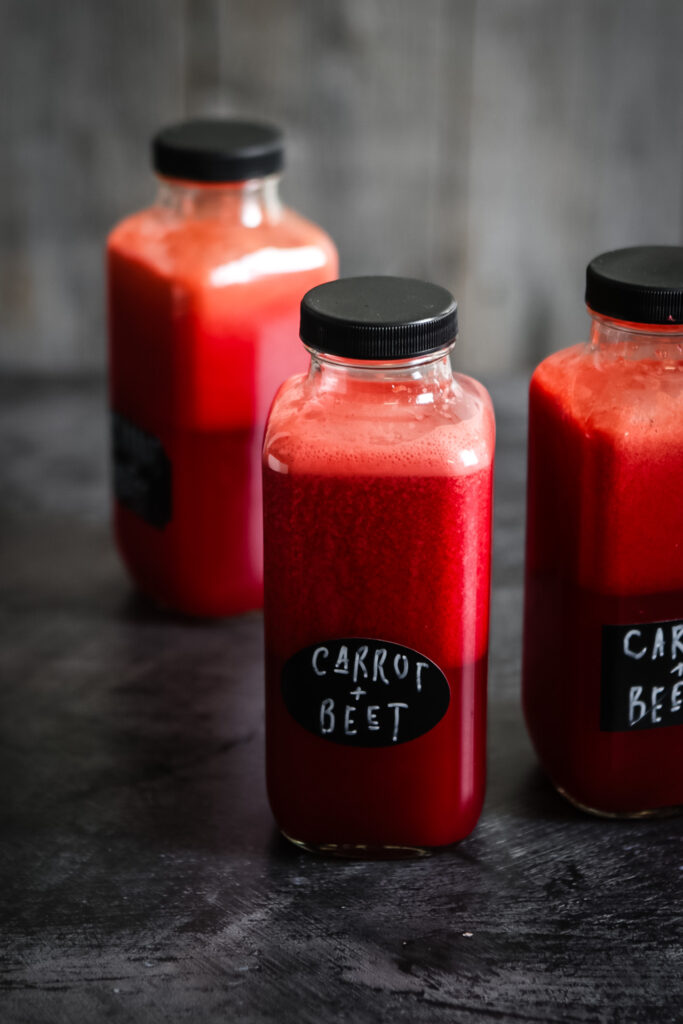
[1,376,680,1023]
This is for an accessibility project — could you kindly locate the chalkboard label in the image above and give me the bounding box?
[601,619,683,731]
[281,638,450,747]
[112,412,172,529]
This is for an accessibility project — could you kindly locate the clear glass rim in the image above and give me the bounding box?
[303,341,456,369]
[588,307,683,337]
[155,172,282,191]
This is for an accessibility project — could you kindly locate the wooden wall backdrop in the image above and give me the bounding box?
[1,0,682,376]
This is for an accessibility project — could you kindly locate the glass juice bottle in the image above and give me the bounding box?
[263,277,495,854]
[523,246,683,816]
[107,119,338,616]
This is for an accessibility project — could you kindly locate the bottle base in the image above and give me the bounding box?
[555,783,683,820]
[282,831,431,860]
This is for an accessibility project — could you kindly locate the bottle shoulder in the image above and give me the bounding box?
[264,369,495,478]
[273,205,338,255]
[107,206,156,250]
[530,342,683,441]
[107,204,337,286]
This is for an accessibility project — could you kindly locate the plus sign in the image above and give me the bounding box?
[349,686,366,701]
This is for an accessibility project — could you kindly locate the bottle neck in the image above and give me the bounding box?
[307,346,456,399]
[589,310,683,358]
[155,174,283,226]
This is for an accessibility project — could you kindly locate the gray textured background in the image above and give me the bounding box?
[2,0,682,376]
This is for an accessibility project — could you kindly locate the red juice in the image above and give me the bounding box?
[107,120,337,616]
[263,277,495,853]
[523,246,683,815]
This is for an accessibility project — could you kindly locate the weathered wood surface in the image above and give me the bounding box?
[2,0,682,374]
[0,375,681,1023]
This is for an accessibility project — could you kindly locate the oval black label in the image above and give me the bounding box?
[281,638,450,747]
